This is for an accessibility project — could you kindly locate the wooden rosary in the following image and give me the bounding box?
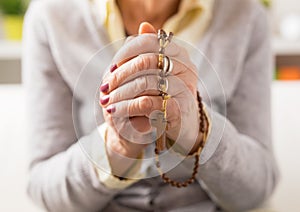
[151,29,210,188]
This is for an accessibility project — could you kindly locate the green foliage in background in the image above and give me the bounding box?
[261,0,272,8]
[0,0,28,15]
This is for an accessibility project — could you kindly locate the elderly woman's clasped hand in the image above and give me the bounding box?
[99,23,202,175]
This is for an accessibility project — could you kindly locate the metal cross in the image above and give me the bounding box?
[150,111,167,152]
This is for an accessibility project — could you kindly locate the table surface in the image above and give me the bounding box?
[0,85,40,212]
[0,82,299,212]
[0,41,22,60]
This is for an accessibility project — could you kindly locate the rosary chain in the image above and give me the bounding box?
[155,29,209,188]
[155,92,209,188]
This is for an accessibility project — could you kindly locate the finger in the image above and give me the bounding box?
[103,54,195,93]
[138,22,156,34]
[130,116,152,133]
[102,75,192,106]
[104,75,158,105]
[101,54,138,86]
[104,53,158,93]
[111,34,186,66]
[108,96,180,123]
[124,35,137,44]
[100,53,155,93]
[105,114,154,145]
[120,21,156,49]
[116,55,137,68]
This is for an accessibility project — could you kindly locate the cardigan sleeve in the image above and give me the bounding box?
[189,6,279,212]
[22,2,132,211]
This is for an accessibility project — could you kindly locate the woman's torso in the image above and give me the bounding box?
[37,0,260,210]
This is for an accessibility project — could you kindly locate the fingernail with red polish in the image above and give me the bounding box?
[110,64,118,73]
[100,83,109,93]
[106,105,116,114]
[100,95,109,105]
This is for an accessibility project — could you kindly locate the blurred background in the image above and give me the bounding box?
[0,0,299,211]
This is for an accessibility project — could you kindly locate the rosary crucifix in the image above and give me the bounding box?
[149,29,209,188]
[150,29,173,152]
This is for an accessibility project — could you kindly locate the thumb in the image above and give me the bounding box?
[138,22,157,34]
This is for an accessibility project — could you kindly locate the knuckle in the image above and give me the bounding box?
[181,47,189,58]
[137,34,155,48]
[167,108,181,130]
[135,76,147,93]
[113,72,120,84]
[110,91,120,103]
[177,47,189,61]
[185,81,196,93]
[139,96,153,114]
[112,72,124,89]
[125,35,135,44]
[169,117,181,130]
[135,55,151,71]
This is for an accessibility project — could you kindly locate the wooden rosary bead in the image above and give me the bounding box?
[197,94,206,134]
[188,178,195,184]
